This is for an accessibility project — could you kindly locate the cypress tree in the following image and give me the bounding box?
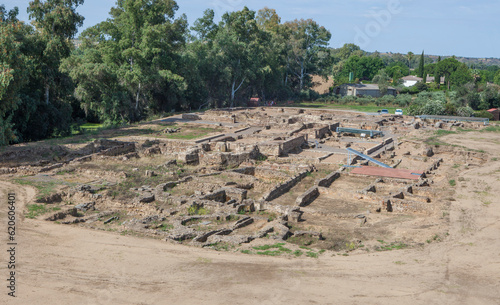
[418,51,425,78]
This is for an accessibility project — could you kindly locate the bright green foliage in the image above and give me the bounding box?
[62,0,188,123]
[436,58,472,90]
[285,18,331,91]
[386,61,409,84]
[28,0,84,105]
[339,55,384,81]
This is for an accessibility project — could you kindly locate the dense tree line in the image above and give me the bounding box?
[1,0,500,145]
[0,1,333,144]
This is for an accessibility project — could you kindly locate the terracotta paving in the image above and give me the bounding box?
[351,166,424,180]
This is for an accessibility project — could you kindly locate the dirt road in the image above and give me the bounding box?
[1,133,499,305]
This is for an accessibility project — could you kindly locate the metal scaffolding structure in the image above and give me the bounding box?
[416,115,489,125]
[336,127,384,138]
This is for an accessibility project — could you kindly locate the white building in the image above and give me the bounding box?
[402,75,423,87]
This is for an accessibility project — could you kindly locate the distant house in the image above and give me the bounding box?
[337,83,397,98]
[402,75,423,87]
[247,97,260,107]
[487,108,499,121]
[425,75,445,84]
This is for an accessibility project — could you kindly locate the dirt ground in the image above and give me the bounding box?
[1,131,499,304]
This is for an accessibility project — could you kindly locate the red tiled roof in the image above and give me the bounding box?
[351,166,424,180]
[487,108,499,112]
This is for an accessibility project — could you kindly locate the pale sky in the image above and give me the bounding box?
[3,0,499,58]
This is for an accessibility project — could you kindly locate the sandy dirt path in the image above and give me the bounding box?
[1,134,500,305]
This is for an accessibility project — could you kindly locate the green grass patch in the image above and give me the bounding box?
[375,242,408,252]
[80,123,104,130]
[159,223,174,231]
[188,205,208,216]
[306,251,318,258]
[435,130,457,136]
[13,178,66,200]
[25,204,60,219]
[480,125,500,133]
[449,180,456,187]
[253,243,293,256]
[163,126,223,140]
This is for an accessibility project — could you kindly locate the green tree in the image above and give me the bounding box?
[285,18,331,91]
[436,58,464,90]
[63,0,188,122]
[372,69,390,96]
[494,70,500,86]
[0,6,26,144]
[418,51,425,78]
[28,0,84,105]
[407,51,414,69]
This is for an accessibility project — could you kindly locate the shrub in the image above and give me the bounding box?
[377,94,395,106]
[406,104,423,116]
[475,110,494,120]
[357,97,373,105]
[456,106,474,117]
[395,94,412,107]
[341,95,357,104]
[421,99,446,115]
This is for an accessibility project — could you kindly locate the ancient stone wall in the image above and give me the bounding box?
[365,137,394,155]
[258,142,282,157]
[99,143,136,157]
[261,170,309,201]
[282,135,307,154]
[295,186,319,207]
[199,147,259,168]
[316,171,341,187]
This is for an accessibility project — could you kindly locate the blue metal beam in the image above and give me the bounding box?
[346,147,392,168]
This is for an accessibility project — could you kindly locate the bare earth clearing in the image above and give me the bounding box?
[1,108,499,304]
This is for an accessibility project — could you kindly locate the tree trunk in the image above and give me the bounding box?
[135,83,141,111]
[45,85,49,105]
[299,65,304,91]
[231,80,235,108]
[230,78,245,108]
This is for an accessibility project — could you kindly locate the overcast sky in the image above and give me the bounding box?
[3,0,499,58]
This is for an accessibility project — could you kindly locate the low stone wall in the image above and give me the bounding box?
[199,147,259,168]
[178,148,200,165]
[316,171,341,187]
[194,133,226,144]
[425,158,443,174]
[282,135,307,154]
[329,122,340,131]
[39,163,64,173]
[383,198,429,213]
[313,125,331,139]
[261,170,309,201]
[365,137,394,155]
[231,167,255,176]
[223,187,248,202]
[258,142,282,157]
[99,143,136,156]
[200,190,226,202]
[295,186,319,207]
[182,113,201,120]
[159,141,195,154]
